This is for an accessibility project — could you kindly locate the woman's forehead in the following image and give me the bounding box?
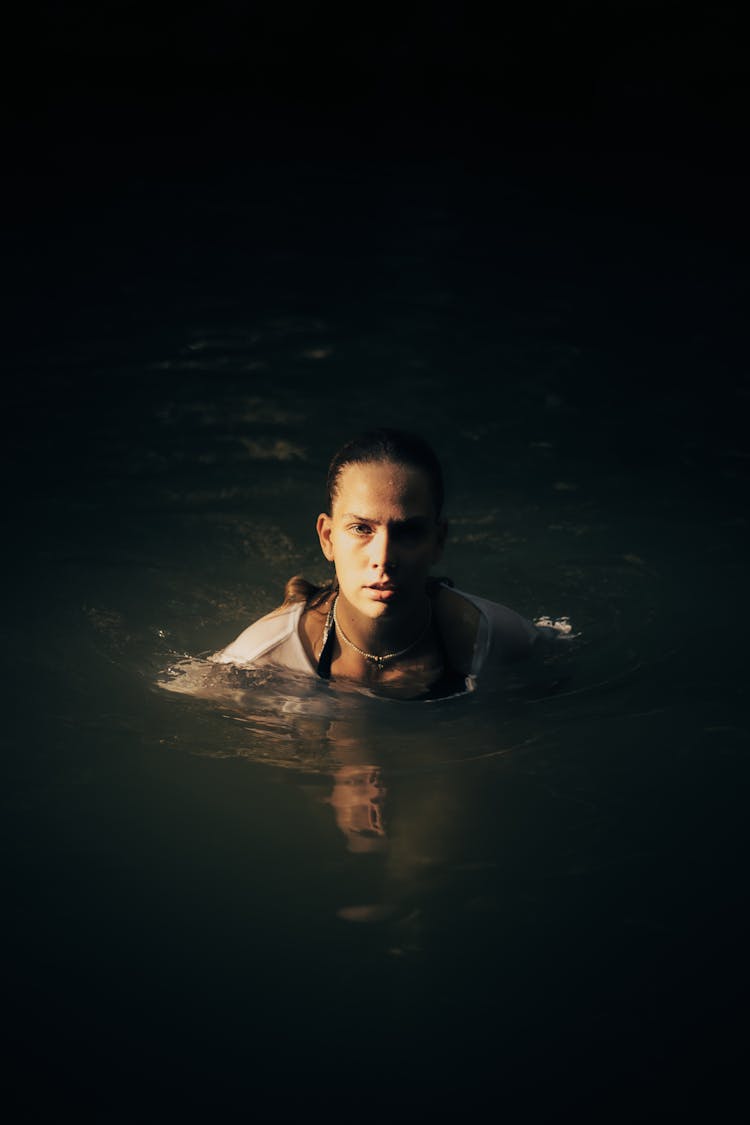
[332,460,435,516]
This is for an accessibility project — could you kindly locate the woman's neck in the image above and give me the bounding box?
[334,592,431,655]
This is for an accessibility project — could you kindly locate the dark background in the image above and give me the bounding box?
[5,4,748,302]
[4,1,748,464]
[7,2,747,213]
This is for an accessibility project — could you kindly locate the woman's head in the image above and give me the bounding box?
[317,429,447,622]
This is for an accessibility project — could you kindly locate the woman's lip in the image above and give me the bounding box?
[364,585,397,600]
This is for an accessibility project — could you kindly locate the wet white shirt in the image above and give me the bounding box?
[210,587,539,684]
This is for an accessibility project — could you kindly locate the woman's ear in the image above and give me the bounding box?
[316,513,335,561]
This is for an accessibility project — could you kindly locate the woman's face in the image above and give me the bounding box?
[316,460,446,621]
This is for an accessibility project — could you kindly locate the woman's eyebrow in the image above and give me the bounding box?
[342,513,430,527]
[342,513,380,524]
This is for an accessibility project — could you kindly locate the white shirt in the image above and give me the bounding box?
[211,587,538,685]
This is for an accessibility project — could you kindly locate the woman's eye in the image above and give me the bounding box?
[395,524,428,544]
[397,527,420,542]
[351,524,372,536]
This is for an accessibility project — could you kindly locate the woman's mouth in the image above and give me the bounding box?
[364,583,397,602]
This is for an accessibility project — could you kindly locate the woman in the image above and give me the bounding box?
[211,429,565,700]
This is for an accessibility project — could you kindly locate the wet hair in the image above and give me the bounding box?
[281,428,447,609]
[325,428,444,518]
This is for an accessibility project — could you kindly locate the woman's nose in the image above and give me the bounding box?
[370,528,397,569]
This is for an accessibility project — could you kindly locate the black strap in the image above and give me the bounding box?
[316,602,336,680]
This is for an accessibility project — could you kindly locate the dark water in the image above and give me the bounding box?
[4,113,748,1115]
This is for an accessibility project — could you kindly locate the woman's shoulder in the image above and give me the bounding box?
[456,587,536,634]
[434,585,482,675]
[210,602,304,666]
[436,584,538,673]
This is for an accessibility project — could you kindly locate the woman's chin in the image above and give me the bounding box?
[356,597,394,619]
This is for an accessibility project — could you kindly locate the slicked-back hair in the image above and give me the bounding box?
[325,428,444,517]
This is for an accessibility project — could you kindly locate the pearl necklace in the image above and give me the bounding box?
[329,595,432,672]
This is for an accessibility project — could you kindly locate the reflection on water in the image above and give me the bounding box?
[155,634,645,940]
[157,652,523,928]
[328,763,388,854]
